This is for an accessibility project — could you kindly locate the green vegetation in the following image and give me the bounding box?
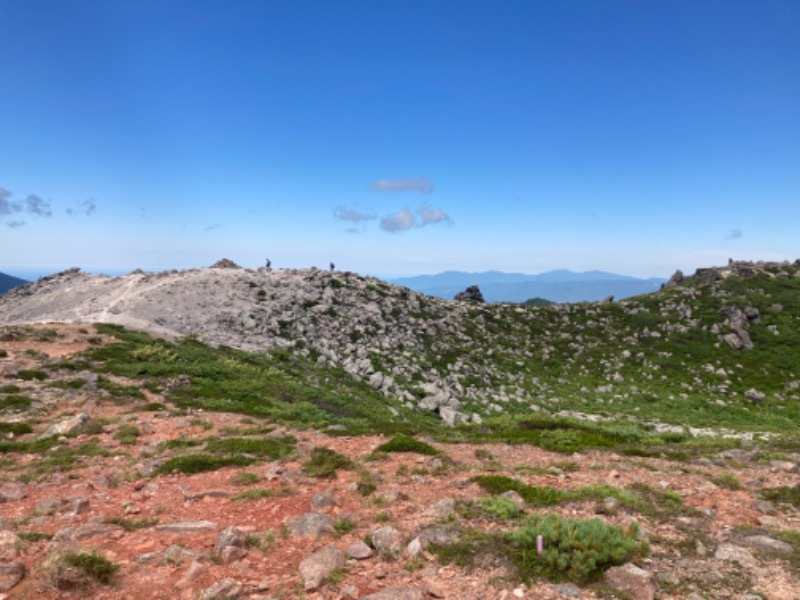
[156,453,255,475]
[471,475,695,520]
[85,323,438,435]
[302,446,355,478]
[762,484,800,507]
[104,516,158,531]
[0,394,33,411]
[0,349,7,358]
[433,513,646,584]
[232,471,261,485]
[375,435,440,455]
[334,517,356,535]
[711,473,743,490]
[114,424,141,445]
[61,551,119,584]
[17,369,48,381]
[508,514,646,583]
[204,435,296,459]
[232,488,277,501]
[0,422,33,435]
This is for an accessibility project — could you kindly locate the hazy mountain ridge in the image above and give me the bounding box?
[2,259,799,431]
[391,269,666,302]
[0,271,27,294]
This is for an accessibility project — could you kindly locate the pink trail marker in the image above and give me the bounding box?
[536,535,543,555]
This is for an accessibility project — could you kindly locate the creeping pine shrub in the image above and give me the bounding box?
[507,513,647,583]
[60,551,119,584]
[374,435,440,456]
[302,447,355,478]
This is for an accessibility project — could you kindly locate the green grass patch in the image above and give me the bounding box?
[0,422,33,435]
[17,370,48,381]
[375,435,440,455]
[61,551,119,584]
[104,516,158,531]
[762,484,800,507]
[156,453,255,475]
[232,471,261,485]
[232,487,277,501]
[711,473,743,490]
[302,447,356,478]
[114,424,141,445]
[0,395,33,411]
[204,435,296,459]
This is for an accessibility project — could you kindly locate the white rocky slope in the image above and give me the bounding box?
[0,264,493,424]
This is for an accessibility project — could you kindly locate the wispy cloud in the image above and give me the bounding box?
[0,187,22,215]
[66,199,97,217]
[379,205,454,233]
[418,205,453,226]
[25,194,52,217]
[334,205,376,224]
[203,223,222,233]
[369,177,434,194]
[726,228,743,240]
[5,220,26,229]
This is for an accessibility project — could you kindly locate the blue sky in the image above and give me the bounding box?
[1,0,798,281]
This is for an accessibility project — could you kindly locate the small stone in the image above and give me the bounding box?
[215,526,247,553]
[155,520,218,533]
[604,563,656,600]
[298,544,345,591]
[163,544,197,565]
[715,544,758,569]
[406,537,422,557]
[0,563,25,592]
[311,488,338,511]
[0,483,26,503]
[288,512,334,537]
[71,498,90,515]
[550,582,582,598]
[348,540,373,560]
[743,535,793,555]
[369,526,402,557]
[0,531,19,562]
[199,578,242,600]
[359,586,425,600]
[220,546,248,564]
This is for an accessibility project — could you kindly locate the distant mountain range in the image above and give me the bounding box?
[390,269,666,303]
[0,272,28,295]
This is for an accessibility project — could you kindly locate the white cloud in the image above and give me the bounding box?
[369,177,434,194]
[378,205,454,233]
[418,206,453,226]
[380,207,416,233]
[334,205,376,223]
[25,194,52,217]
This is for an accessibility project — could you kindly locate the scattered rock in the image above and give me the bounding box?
[39,413,92,438]
[715,543,758,569]
[359,586,425,600]
[604,563,656,600]
[347,540,374,560]
[215,526,247,553]
[155,520,219,533]
[298,544,345,591]
[199,578,243,599]
[0,562,25,592]
[742,535,793,555]
[288,512,335,537]
[369,526,403,557]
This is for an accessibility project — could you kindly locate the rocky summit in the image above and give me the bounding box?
[0,259,800,599]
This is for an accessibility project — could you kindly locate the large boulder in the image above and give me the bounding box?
[454,285,485,303]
